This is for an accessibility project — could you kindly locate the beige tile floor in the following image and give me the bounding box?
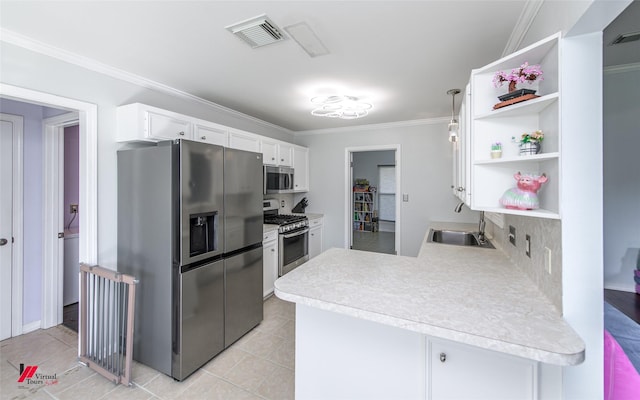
[0,296,295,400]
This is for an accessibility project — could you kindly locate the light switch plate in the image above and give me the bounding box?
[402,194,409,202]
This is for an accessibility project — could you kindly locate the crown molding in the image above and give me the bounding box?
[604,62,640,75]
[501,0,544,56]
[294,117,450,136]
[0,28,294,137]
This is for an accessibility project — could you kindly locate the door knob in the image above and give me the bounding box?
[0,238,8,246]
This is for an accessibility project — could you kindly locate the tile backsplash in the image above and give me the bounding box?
[263,193,295,213]
[487,215,562,312]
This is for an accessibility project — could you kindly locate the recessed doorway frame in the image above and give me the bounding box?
[0,83,98,332]
[344,144,401,255]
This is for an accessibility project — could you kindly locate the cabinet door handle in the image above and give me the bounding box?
[178,131,185,136]
[201,136,207,140]
[271,249,275,252]
[439,353,447,363]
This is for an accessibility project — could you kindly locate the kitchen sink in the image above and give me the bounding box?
[427,229,495,249]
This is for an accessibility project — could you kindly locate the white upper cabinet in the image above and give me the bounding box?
[261,140,293,167]
[228,129,261,153]
[261,140,279,165]
[278,142,293,167]
[469,33,560,219]
[117,103,192,142]
[193,121,227,147]
[262,139,293,167]
[293,145,309,192]
[116,103,310,192]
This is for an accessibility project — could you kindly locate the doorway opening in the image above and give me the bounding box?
[0,84,97,338]
[345,145,401,255]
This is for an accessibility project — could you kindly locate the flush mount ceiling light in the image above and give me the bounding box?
[226,14,285,48]
[310,95,372,119]
[446,89,461,143]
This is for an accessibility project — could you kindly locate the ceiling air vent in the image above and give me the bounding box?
[226,15,285,48]
[610,31,640,45]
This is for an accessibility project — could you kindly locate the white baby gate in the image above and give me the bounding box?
[79,264,137,386]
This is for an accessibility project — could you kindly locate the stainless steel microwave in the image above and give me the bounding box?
[264,166,294,194]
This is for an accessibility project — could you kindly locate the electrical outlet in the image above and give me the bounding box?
[280,200,285,208]
[545,247,552,274]
[69,204,78,214]
[525,234,531,258]
[509,225,516,246]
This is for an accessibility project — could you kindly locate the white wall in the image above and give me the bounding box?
[295,122,479,257]
[603,67,640,291]
[0,99,44,325]
[1,41,293,271]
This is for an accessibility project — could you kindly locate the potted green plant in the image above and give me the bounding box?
[490,142,502,158]
[517,130,544,155]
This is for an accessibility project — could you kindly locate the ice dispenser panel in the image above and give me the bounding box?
[189,211,218,257]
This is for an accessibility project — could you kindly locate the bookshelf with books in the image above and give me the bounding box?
[353,190,375,232]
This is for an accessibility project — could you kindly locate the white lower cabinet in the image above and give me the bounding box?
[308,217,323,259]
[429,339,536,400]
[262,230,278,298]
[295,305,543,400]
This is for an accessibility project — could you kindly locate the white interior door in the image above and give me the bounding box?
[378,165,396,222]
[1,114,21,340]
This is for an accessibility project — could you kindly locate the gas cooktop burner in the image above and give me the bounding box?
[264,214,307,224]
[264,214,309,233]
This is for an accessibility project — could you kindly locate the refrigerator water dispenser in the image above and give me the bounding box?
[190,211,217,256]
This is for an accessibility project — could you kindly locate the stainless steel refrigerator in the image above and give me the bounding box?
[117,139,263,381]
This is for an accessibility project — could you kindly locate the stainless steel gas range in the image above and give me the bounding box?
[263,199,309,276]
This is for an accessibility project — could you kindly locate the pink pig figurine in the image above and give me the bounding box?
[500,172,548,210]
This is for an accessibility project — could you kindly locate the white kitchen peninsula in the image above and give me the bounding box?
[274,223,584,400]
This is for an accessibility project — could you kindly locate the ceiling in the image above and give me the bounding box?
[0,1,568,132]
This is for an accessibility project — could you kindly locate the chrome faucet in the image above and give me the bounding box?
[478,211,486,243]
[454,202,464,213]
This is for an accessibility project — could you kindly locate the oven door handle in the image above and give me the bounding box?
[282,227,309,239]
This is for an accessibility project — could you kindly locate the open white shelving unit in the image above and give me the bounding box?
[469,33,561,219]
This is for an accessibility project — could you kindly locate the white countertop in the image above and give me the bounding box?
[274,222,585,366]
[263,224,279,234]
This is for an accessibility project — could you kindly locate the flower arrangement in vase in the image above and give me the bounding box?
[492,62,543,109]
[516,130,544,156]
[490,142,502,158]
[493,62,543,93]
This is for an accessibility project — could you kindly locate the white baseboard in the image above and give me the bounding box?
[22,320,41,334]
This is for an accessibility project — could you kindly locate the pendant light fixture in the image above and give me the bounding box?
[447,89,461,143]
